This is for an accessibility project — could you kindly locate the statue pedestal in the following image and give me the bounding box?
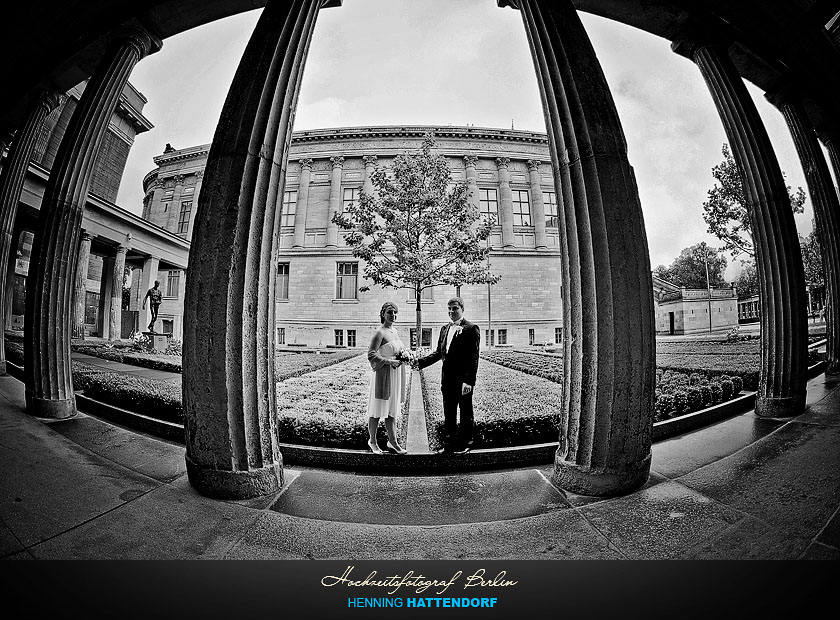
[143,331,169,352]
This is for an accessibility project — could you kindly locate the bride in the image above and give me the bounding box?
[366,301,409,454]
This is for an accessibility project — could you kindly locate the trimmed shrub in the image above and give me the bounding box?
[686,386,702,412]
[720,379,734,402]
[699,385,712,407]
[710,381,723,404]
[655,393,675,420]
[731,375,743,395]
[672,390,689,416]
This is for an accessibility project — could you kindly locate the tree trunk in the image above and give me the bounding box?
[415,283,422,349]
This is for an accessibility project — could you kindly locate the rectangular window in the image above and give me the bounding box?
[342,187,360,213]
[166,270,181,297]
[410,328,433,348]
[334,329,344,347]
[182,186,195,195]
[555,327,562,344]
[543,191,558,228]
[161,318,173,335]
[347,329,356,347]
[84,291,99,326]
[335,262,358,300]
[177,201,192,234]
[529,328,535,345]
[164,189,174,200]
[276,263,289,300]
[276,327,285,345]
[512,190,531,226]
[411,287,434,302]
[498,329,507,345]
[479,188,498,219]
[281,190,297,227]
[485,329,495,347]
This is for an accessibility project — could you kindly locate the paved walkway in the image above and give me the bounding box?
[1,360,839,560]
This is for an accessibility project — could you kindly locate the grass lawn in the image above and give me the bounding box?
[420,358,562,450]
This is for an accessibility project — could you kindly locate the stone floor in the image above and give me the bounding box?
[1,367,838,561]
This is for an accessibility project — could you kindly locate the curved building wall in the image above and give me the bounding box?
[141,126,564,348]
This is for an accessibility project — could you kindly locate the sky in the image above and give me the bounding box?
[116,0,823,281]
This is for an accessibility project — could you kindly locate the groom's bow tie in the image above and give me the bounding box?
[449,320,462,326]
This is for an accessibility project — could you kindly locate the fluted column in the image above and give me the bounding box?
[183,0,337,500]
[108,245,128,341]
[501,0,655,496]
[496,157,515,247]
[24,24,160,419]
[768,93,840,376]
[325,156,344,246]
[528,159,548,248]
[72,231,92,339]
[673,39,807,417]
[0,89,63,375]
[292,158,313,247]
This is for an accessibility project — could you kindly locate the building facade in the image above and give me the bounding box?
[652,275,739,335]
[141,126,564,348]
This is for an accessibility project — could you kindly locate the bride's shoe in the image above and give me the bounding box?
[387,441,408,455]
[367,440,383,454]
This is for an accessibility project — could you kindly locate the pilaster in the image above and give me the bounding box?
[496,157,515,247]
[292,158,313,247]
[528,159,548,248]
[325,156,344,247]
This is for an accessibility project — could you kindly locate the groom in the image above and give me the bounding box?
[417,297,480,454]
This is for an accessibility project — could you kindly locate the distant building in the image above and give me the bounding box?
[652,275,739,335]
[141,126,564,348]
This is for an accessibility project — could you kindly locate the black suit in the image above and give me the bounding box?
[418,319,480,451]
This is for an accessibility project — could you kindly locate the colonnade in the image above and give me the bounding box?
[0,0,836,501]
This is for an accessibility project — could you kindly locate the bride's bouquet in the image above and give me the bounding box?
[397,348,421,367]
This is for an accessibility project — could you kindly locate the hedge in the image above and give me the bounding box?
[276,353,411,449]
[420,359,562,450]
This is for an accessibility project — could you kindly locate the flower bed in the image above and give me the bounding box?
[276,354,411,449]
[419,359,562,450]
[480,349,562,383]
[71,343,183,373]
[654,369,743,422]
[275,350,364,382]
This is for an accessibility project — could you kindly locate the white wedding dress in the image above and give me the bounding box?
[366,337,406,419]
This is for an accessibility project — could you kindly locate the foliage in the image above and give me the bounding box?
[734,260,758,299]
[332,132,499,341]
[480,349,563,383]
[702,143,806,258]
[801,226,825,292]
[653,242,728,289]
[80,370,184,423]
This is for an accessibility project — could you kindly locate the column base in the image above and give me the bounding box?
[551,452,651,497]
[0,360,6,376]
[25,391,77,419]
[825,360,840,376]
[186,454,283,500]
[755,394,805,418]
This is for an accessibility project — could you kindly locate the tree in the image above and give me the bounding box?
[702,143,806,258]
[653,242,728,289]
[734,260,758,299]
[801,226,825,310]
[333,133,499,347]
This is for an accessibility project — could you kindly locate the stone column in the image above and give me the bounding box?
[501,0,655,496]
[71,231,92,339]
[23,24,161,419]
[3,228,22,332]
[0,89,63,375]
[767,93,840,376]
[672,38,807,417]
[292,158,313,247]
[183,0,337,500]
[325,156,344,247]
[108,245,128,341]
[528,159,548,248]
[495,158,515,247]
